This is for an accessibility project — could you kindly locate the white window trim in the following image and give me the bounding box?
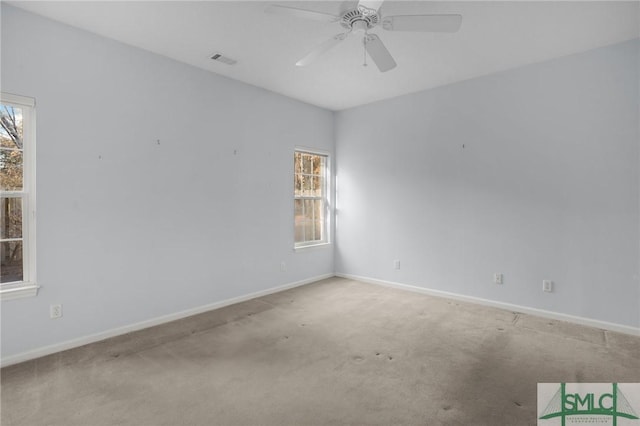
[294,147,331,250]
[1,92,38,301]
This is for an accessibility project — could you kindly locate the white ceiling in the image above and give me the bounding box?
[9,1,640,111]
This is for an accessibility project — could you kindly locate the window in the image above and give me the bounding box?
[1,93,37,300]
[294,150,330,248]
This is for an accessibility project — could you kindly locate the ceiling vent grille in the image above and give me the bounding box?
[210,53,237,65]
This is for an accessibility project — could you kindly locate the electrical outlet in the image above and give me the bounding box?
[542,280,553,293]
[494,273,503,285]
[394,260,401,270]
[50,304,63,319]
[280,261,286,272]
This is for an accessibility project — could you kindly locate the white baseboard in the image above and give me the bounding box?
[336,273,640,337]
[4,272,637,367]
[0,273,333,368]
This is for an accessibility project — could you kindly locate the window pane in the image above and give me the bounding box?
[295,224,305,243]
[303,199,315,241]
[302,154,312,174]
[294,174,303,197]
[304,219,315,241]
[0,105,23,150]
[313,156,324,176]
[294,199,304,243]
[0,149,23,191]
[303,176,313,196]
[1,241,23,283]
[311,176,322,197]
[294,151,328,246]
[294,197,303,214]
[314,200,323,240]
[294,152,302,174]
[1,197,22,239]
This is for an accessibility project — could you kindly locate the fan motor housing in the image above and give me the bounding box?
[340,8,380,30]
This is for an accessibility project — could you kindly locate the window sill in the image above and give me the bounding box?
[294,242,332,252]
[1,283,39,301]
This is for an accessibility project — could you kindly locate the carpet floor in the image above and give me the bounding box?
[2,277,639,425]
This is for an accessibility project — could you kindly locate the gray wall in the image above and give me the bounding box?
[2,4,638,361]
[335,39,640,328]
[1,5,334,359]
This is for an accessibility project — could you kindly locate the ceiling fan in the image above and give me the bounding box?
[266,0,462,72]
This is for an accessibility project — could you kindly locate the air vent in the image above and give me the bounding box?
[210,53,237,65]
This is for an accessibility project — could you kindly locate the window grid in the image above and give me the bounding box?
[0,93,36,297]
[294,150,328,247]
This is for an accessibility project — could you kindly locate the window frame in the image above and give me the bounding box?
[293,148,331,250]
[1,92,37,301]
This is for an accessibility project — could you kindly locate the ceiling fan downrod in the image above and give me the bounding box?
[363,39,368,67]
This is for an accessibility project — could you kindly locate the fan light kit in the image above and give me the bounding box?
[266,0,462,72]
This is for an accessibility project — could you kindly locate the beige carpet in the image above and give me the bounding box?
[2,277,639,425]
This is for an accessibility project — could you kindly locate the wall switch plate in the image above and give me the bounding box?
[494,273,503,285]
[542,280,553,293]
[394,260,401,270]
[50,304,63,319]
[280,262,286,272]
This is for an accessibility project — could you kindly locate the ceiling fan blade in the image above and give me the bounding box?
[296,34,347,67]
[364,34,396,72]
[382,14,462,32]
[265,4,339,23]
[357,0,385,13]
